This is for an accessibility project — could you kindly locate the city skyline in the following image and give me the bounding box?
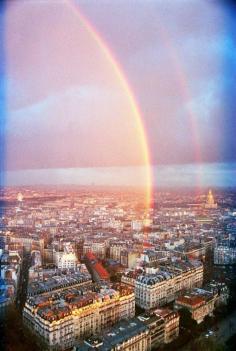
[1,185,236,351]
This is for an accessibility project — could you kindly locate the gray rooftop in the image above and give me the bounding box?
[75,318,148,351]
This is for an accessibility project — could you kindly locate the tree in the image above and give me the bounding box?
[1,304,49,351]
[187,337,225,351]
[179,308,198,333]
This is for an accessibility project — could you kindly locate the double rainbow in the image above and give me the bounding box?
[67,0,202,207]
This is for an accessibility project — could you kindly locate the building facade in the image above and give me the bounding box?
[23,285,135,350]
[154,309,180,344]
[53,250,78,270]
[175,288,217,324]
[135,262,203,309]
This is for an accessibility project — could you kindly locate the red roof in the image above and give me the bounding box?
[143,242,154,248]
[86,251,96,261]
[176,295,205,307]
[93,262,109,279]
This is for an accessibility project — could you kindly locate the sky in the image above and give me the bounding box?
[1,0,236,187]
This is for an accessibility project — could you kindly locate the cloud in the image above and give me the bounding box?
[3,0,236,177]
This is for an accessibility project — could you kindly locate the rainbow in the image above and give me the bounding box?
[155,22,203,190]
[66,0,153,209]
[66,1,203,202]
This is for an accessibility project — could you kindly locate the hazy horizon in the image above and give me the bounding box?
[2,162,236,189]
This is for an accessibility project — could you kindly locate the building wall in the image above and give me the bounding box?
[54,251,78,269]
[23,305,74,350]
[112,330,151,351]
[164,314,179,343]
[135,265,203,309]
[23,291,135,350]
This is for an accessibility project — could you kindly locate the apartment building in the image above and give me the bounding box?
[138,308,179,348]
[23,285,135,350]
[75,319,150,351]
[135,261,203,309]
[154,308,180,344]
[83,241,106,259]
[110,242,126,261]
[175,288,217,324]
[27,271,92,296]
[138,313,165,348]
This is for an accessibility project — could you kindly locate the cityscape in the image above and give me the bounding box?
[1,187,236,350]
[1,0,236,350]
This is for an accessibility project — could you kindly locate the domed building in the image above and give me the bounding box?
[205,189,217,209]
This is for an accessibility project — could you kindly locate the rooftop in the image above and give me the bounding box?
[176,295,205,307]
[175,288,216,309]
[25,286,127,322]
[27,272,91,295]
[154,308,179,320]
[75,319,148,351]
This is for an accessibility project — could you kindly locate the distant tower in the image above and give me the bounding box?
[17,192,23,202]
[16,192,24,210]
[205,189,217,209]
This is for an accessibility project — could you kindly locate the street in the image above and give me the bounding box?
[16,249,31,312]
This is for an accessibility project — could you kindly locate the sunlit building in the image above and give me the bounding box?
[23,285,135,350]
[110,242,126,261]
[53,250,78,270]
[205,189,217,209]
